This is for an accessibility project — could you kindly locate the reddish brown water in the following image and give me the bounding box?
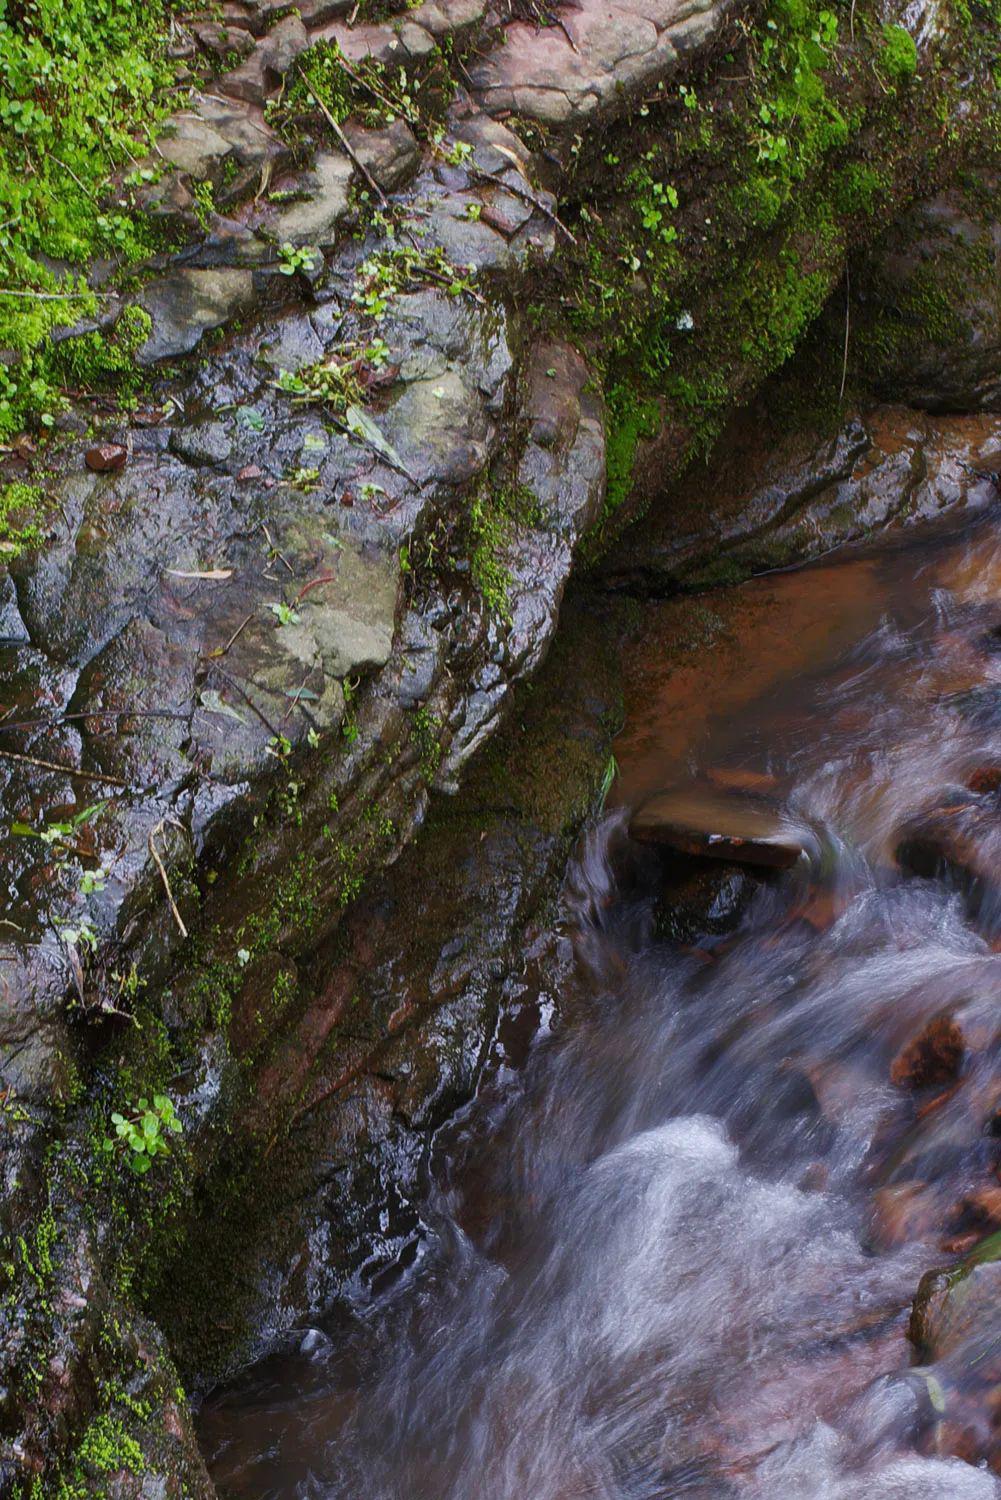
[200,507,1001,1500]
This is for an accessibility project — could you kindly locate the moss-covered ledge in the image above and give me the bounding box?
[543,0,1001,552]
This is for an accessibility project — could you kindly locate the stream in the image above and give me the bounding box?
[199,504,1001,1498]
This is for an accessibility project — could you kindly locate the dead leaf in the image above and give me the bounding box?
[167,568,233,580]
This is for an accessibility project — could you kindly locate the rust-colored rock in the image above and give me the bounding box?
[85,443,127,473]
[629,786,810,870]
[869,1181,940,1251]
[969,767,1001,795]
[890,1014,965,1090]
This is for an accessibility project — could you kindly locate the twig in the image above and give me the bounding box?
[205,611,254,660]
[839,265,851,404]
[294,572,338,604]
[467,163,577,245]
[0,289,103,301]
[329,51,412,125]
[850,0,857,42]
[296,67,390,210]
[0,748,127,788]
[261,522,294,575]
[0,709,188,735]
[204,663,281,738]
[51,156,96,199]
[148,817,189,938]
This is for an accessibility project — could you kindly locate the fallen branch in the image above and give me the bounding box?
[297,66,390,211]
[148,817,189,939]
[467,162,577,245]
[0,748,127,788]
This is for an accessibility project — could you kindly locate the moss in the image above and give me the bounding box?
[413,705,443,781]
[0,0,180,437]
[0,481,47,558]
[880,23,919,80]
[603,384,660,522]
[50,304,153,395]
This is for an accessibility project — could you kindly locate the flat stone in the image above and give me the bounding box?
[629,786,810,869]
[344,120,421,193]
[137,269,256,365]
[272,152,353,246]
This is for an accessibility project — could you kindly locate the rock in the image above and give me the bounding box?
[856,166,1001,412]
[85,443,127,473]
[136,269,256,365]
[468,0,730,133]
[969,767,1001,794]
[271,152,354,247]
[890,1014,966,1090]
[344,120,421,193]
[895,798,1001,937]
[629,786,812,870]
[153,93,289,202]
[193,21,256,63]
[221,14,310,105]
[168,422,233,467]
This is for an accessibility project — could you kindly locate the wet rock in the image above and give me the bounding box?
[969,767,1001,795]
[193,21,256,64]
[603,404,1001,592]
[271,151,354,247]
[910,1234,1001,1363]
[856,167,1001,412]
[221,14,310,105]
[629,786,810,870]
[869,1182,941,1252]
[895,799,1001,937]
[891,1015,966,1090]
[137,268,256,365]
[85,443,128,473]
[468,0,730,134]
[345,120,421,193]
[168,421,233,467]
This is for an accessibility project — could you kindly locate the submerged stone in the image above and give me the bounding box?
[629,786,809,870]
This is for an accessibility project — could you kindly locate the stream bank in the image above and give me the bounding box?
[0,0,999,1492]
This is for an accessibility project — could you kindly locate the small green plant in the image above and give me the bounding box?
[278,242,321,276]
[192,179,215,229]
[102,1094,182,1175]
[276,338,391,412]
[268,601,301,627]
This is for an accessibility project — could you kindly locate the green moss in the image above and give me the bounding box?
[0,0,180,437]
[880,23,919,79]
[603,383,660,522]
[0,481,46,558]
[413,705,443,782]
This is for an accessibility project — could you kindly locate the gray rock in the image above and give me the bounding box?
[345,120,421,193]
[222,14,310,105]
[137,269,256,365]
[169,421,233,466]
[272,152,354,247]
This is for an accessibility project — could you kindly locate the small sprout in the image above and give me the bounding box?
[268,601,301,627]
[278,242,321,276]
[103,1094,182,1176]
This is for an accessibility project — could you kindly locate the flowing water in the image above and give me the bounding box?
[201,505,1001,1499]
